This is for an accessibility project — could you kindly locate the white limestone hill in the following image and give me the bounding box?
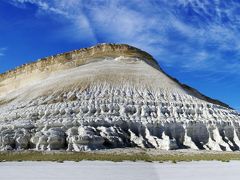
[0,43,239,151]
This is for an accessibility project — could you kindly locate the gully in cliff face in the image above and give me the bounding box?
[0,43,239,151]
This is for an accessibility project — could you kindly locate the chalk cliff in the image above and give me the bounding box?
[0,43,239,151]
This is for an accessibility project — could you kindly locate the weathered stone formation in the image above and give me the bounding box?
[0,43,239,151]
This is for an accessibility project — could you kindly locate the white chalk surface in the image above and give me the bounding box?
[0,161,239,180]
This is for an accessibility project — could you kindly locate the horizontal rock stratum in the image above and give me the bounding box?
[0,43,239,151]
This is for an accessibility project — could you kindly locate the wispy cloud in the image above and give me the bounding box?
[9,0,97,43]
[7,0,240,76]
[0,48,7,57]
[9,0,67,15]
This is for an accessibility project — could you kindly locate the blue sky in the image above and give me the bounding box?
[0,0,239,110]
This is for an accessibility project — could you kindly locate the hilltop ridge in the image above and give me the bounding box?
[0,43,231,109]
[0,43,160,82]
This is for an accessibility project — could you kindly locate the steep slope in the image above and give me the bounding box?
[0,43,239,151]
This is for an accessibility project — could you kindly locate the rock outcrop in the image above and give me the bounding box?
[0,43,239,151]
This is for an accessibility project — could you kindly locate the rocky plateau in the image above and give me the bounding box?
[0,43,239,151]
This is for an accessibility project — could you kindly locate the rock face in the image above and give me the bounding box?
[0,43,239,151]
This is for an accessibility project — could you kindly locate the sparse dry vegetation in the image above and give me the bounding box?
[1,150,240,163]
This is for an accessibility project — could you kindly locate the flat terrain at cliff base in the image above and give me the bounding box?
[1,148,240,162]
[1,160,240,180]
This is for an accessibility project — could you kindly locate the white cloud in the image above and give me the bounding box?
[10,0,67,15]
[0,48,7,57]
[9,0,97,43]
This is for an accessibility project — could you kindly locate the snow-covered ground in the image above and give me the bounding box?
[0,161,239,180]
